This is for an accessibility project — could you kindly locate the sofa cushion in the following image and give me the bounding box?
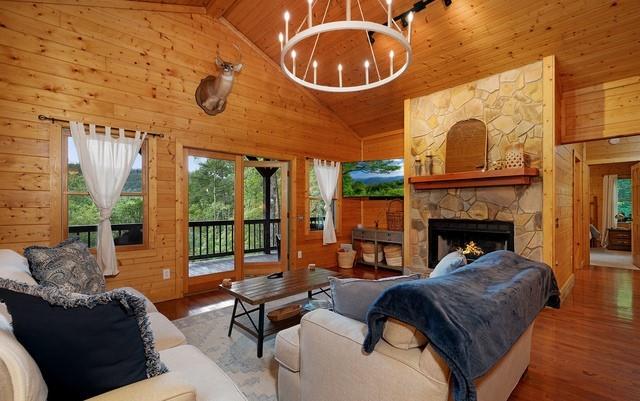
[329,274,420,322]
[0,250,37,286]
[121,286,158,313]
[160,345,247,401]
[383,318,428,350]
[24,238,106,295]
[429,250,466,278]
[148,312,187,351]
[0,279,167,401]
[275,326,300,372]
[0,303,48,401]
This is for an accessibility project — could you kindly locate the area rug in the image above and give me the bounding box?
[590,248,639,270]
[173,293,329,401]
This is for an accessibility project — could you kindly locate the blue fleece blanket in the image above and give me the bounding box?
[363,250,560,401]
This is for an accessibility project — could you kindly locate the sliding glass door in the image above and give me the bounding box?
[184,150,289,292]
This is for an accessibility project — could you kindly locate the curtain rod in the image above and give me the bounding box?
[38,115,165,139]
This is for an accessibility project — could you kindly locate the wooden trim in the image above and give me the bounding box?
[48,124,62,245]
[234,154,244,280]
[362,129,404,141]
[559,273,575,303]
[402,99,412,269]
[8,0,207,13]
[176,141,187,297]
[409,168,539,190]
[206,0,238,19]
[542,55,557,269]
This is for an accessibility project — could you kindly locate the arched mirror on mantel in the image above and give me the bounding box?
[445,118,488,173]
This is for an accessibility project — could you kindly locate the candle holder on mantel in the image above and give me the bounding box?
[423,154,433,176]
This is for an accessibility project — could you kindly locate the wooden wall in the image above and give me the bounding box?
[562,76,640,144]
[0,1,360,302]
[361,131,404,230]
[588,162,635,228]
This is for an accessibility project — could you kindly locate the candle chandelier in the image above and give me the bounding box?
[279,0,414,93]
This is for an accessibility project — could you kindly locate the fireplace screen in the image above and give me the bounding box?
[428,219,515,268]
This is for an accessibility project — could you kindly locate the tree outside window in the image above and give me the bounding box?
[616,178,632,221]
[65,136,146,248]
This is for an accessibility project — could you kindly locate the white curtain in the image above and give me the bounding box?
[313,159,341,245]
[70,122,146,276]
[601,174,618,247]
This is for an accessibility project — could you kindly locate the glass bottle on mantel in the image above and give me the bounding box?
[423,154,433,176]
[414,156,423,176]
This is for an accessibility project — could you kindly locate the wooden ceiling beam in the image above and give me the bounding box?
[7,0,206,13]
[206,0,238,19]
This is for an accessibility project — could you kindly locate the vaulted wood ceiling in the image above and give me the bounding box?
[145,0,640,137]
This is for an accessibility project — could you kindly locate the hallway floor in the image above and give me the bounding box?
[590,248,638,270]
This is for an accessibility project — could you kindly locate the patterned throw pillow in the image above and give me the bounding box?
[24,238,106,295]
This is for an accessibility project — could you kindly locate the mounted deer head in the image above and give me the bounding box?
[195,45,243,116]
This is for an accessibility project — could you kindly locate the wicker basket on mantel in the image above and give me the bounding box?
[386,199,404,231]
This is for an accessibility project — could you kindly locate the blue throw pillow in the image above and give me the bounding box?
[430,251,467,278]
[330,274,421,322]
[0,278,167,401]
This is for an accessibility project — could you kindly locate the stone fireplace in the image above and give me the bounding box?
[406,61,545,272]
[428,219,515,267]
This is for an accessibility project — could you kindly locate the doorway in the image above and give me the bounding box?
[183,149,289,293]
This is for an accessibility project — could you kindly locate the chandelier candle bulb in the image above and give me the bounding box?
[284,11,290,42]
[386,0,392,27]
[389,50,394,75]
[291,50,297,76]
[407,12,414,43]
[307,0,313,28]
[364,60,370,84]
[313,60,318,84]
[338,64,343,87]
[278,32,284,51]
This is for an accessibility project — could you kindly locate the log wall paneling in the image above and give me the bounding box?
[562,76,640,143]
[0,2,360,302]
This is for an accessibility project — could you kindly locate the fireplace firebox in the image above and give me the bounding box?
[428,219,515,268]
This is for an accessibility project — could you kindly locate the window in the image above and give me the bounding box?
[64,135,147,248]
[617,178,632,221]
[306,160,339,233]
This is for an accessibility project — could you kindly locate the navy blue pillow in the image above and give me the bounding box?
[0,279,167,401]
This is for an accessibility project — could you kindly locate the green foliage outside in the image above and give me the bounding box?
[67,163,143,226]
[342,159,403,197]
[617,178,632,221]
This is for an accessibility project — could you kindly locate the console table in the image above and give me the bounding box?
[352,227,404,272]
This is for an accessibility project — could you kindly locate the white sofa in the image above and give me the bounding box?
[275,308,533,401]
[0,249,247,401]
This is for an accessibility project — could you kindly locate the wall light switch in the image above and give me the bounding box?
[162,268,171,280]
[297,250,303,259]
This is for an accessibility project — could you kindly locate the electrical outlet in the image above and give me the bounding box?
[162,268,170,280]
[297,250,303,259]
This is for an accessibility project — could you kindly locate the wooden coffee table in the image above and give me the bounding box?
[219,268,338,358]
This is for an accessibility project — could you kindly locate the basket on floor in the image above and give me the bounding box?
[337,250,356,269]
[386,199,404,231]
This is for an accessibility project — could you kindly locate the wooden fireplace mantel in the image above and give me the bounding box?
[409,167,539,190]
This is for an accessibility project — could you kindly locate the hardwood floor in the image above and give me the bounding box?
[155,265,640,401]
